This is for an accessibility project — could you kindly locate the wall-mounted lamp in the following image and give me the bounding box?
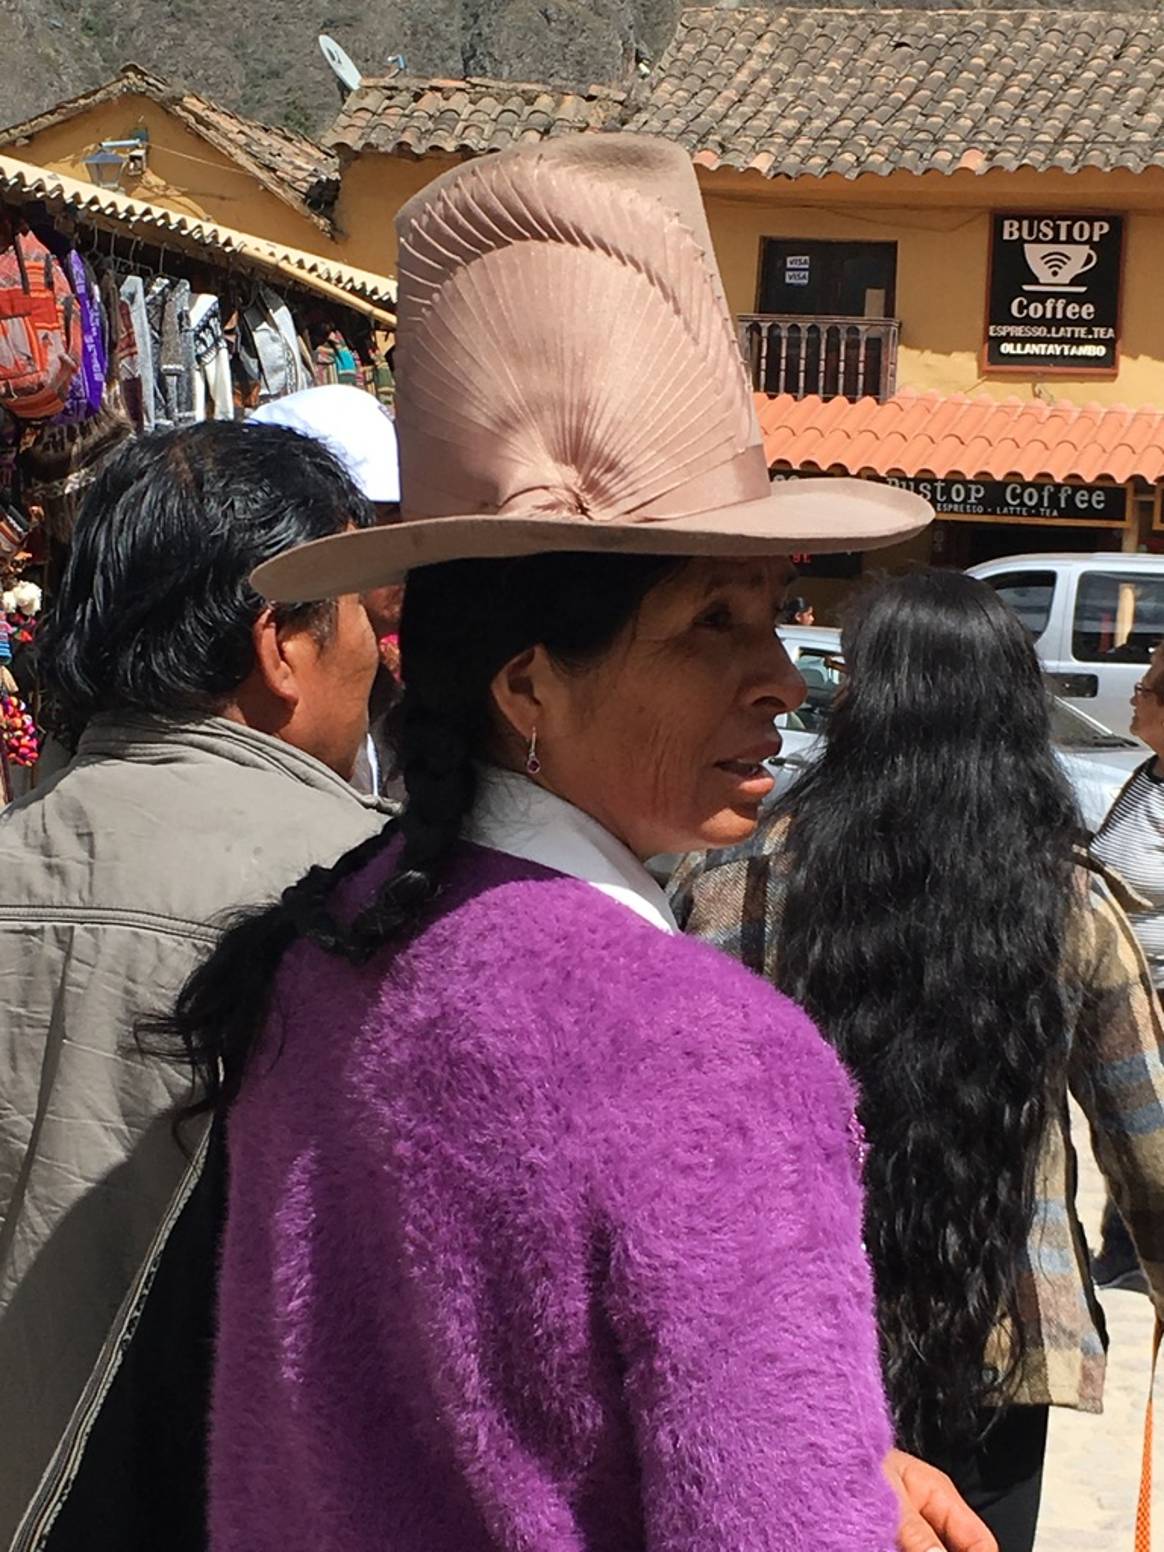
[83,130,148,190]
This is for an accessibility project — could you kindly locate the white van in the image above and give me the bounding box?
[968,552,1164,735]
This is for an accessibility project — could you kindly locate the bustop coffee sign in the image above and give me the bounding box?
[986,214,1123,372]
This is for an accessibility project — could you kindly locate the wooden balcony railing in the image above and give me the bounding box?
[737,314,900,401]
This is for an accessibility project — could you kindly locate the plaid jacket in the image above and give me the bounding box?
[669,834,1164,1412]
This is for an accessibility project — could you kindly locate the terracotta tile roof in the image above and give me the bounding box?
[326,74,625,158]
[0,65,338,226]
[755,391,1164,484]
[326,7,1164,180]
[631,7,1164,179]
[0,151,394,321]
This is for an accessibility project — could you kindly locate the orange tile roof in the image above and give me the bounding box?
[755,391,1164,486]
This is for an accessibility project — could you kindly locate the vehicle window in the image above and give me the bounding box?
[1048,695,1137,750]
[1071,572,1164,664]
[779,647,1137,749]
[786,647,845,733]
[982,570,1056,639]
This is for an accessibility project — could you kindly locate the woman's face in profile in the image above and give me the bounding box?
[1131,644,1164,748]
[533,556,806,859]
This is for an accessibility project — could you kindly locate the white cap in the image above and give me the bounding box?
[251,385,400,503]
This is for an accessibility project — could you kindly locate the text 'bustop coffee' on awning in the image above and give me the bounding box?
[755,390,1164,529]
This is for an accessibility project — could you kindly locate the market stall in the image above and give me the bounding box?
[0,151,396,795]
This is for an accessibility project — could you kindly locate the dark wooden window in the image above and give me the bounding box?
[757,239,897,317]
[744,239,900,400]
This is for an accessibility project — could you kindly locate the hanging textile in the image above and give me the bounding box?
[313,333,338,387]
[0,408,18,494]
[98,269,135,429]
[313,328,367,390]
[239,285,311,404]
[20,380,134,541]
[169,280,197,427]
[0,221,79,422]
[53,253,107,424]
[0,501,30,559]
[118,275,155,432]
[146,277,176,431]
[190,294,233,422]
[372,357,394,407]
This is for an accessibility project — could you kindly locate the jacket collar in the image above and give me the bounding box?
[76,714,387,813]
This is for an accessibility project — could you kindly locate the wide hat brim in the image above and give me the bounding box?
[253,476,930,602]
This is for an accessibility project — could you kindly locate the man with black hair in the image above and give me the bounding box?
[0,421,387,1542]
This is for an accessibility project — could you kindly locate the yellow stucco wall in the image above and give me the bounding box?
[331,150,462,275]
[8,97,341,258]
[336,149,1164,410]
[699,163,1164,410]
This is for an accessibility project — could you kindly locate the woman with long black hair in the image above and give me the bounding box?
[673,567,1164,1552]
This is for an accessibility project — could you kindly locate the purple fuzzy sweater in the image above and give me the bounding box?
[212,844,895,1551]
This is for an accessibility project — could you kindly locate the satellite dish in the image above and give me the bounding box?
[319,35,363,95]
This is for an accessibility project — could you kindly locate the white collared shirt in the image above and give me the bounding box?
[465,765,679,935]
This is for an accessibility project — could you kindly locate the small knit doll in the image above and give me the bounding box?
[3,579,41,661]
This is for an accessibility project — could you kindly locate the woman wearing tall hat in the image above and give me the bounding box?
[146,138,984,1551]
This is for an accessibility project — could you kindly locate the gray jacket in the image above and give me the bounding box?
[0,716,388,1542]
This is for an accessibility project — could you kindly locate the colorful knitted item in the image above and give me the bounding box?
[0,688,37,765]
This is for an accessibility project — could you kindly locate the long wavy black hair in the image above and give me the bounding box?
[773,566,1082,1455]
[143,550,682,1119]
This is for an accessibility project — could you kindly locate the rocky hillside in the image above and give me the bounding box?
[1,0,1159,138]
[0,0,680,137]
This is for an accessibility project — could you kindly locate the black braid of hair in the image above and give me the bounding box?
[142,550,682,1119]
[281,700,480,971]
[342,698,478,963]
[146,821,400,1120]
[149,694,479,1119]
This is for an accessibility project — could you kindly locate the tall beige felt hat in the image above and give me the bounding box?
[254,134,932,603]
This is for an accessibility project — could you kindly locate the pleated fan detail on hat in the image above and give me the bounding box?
[395,150,755,524]
[250,135,935,605]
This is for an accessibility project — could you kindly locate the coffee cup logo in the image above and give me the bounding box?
[1023,242,1098,293]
